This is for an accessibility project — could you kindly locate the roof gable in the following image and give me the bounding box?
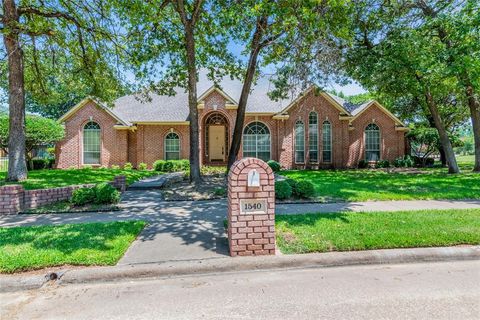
[197,85,237,106]
[58,97,130,126]
[275,86,351,116]
[351,101,405,126]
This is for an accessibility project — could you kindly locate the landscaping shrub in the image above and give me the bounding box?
[153,160,167,171]
[138,163,148,170]
[412,156,435,167]
[71,187,96,206]
[171,159,189,171]
[376,160,390,168]
[30,158,55,170]
[394,155,414,168]
[94,183,120,204]
[358,160,368,169]
[154,159,189,172]
[111,164,120,170]
[123,162,133,170]
[267,160,281,173]
[284,178,298,195]
[275,180,292,200]
[295,180,315,199]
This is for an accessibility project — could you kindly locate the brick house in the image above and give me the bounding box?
[56,77,408,169]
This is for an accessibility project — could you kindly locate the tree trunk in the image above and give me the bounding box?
[227,17,266,171]
[439,147,447,167]
[465,84,480,172]
[184,23,201,183]
[425,91,459,173]
[3,0,28,181]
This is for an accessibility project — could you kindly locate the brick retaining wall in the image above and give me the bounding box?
[0,175,126,215]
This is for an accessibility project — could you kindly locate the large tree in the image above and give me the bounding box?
[0,0,125,181]
[117,0,238,183]
[223,0,351,169]
[407,0,480,171]
[344,0,463,173]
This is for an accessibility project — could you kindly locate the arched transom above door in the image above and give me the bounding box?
[204,112,229,163]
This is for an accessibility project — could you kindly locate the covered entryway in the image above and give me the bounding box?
[204,112,229,164]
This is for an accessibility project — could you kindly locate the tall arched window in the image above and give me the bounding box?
[322,121,332,163]
[365,123,380,161]
[83,121,101,164]
[308,112,318,163]
[295,120,305,163]
[243,121,270,161]
[165,132,180,160]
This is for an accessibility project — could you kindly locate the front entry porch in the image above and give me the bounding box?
[203,112,230,166]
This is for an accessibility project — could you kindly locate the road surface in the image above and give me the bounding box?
[1,260,479,319]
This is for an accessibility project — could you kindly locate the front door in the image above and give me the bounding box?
[209,125,226,162]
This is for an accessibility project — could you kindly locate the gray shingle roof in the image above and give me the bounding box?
[111,74,297,123]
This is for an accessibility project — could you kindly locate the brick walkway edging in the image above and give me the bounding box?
[0,175,126,215]
[228,158,275,256]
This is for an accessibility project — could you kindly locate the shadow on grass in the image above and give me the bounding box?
[0,221,144,255]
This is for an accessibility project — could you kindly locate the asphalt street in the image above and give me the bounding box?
[1,260,479,320]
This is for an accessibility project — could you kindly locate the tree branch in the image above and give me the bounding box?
[191,0,204,25]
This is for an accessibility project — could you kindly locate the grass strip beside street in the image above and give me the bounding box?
[276,209,480,254]
[282,169,480,202]
[0,221,146,273]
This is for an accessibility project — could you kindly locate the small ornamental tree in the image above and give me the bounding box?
[0,114,64,164]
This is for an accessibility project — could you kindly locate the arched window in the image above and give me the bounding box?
[83,121,101,164]
[322,121,332,163]
[295,120,305,163]
[308,112,318,163]
[243,121,270,161]
[165,132,180,160]
[365,123,380,161]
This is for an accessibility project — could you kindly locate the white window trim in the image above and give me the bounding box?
[294,120,305,164]
[365,123,381,162]
[164,132,181,160]
[308,112,319,164]
[242,121,272,161]
[82,121,101,166]
[322,120,332,163]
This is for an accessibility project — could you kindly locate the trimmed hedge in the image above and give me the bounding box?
[295,180,315,198]
[267,160,281,173]
[71,187,96,206]
[275,181,292,200]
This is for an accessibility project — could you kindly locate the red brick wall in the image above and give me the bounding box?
[0,175,127,215]
[279,91,350,169]
[348,104,406,167]
[56,101,128,169]
[135,124,190,168]
[228,158,275,256]
[56,93,405,170]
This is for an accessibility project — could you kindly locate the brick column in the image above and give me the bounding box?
[227,158,275,256]
[0,185,25,215]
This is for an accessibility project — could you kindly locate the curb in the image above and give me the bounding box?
[1,245,478,293]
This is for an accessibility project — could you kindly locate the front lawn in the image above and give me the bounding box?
[0,221,146,273]
[276,209,480,254]
[282,168,480,202]
[0,168,159,190]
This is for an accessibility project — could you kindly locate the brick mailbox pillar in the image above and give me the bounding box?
[227,158,275,256]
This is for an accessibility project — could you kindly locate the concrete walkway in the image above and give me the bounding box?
[1,193,480,265]
[127,172,184,189]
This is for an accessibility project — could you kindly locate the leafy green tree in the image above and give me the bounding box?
[344,1,463,173]
[1,0,125,181]
[117,0,238,183]
[408,0,480,171]
[0,114,64,164]
[223,0,351,169]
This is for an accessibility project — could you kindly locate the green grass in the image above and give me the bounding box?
[276,209,480,254]
[282,168,480,202]
[0,221,146,273]
[0,168,159,190]
[456,154,475,167]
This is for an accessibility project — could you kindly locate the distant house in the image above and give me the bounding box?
[56,76,408,169]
